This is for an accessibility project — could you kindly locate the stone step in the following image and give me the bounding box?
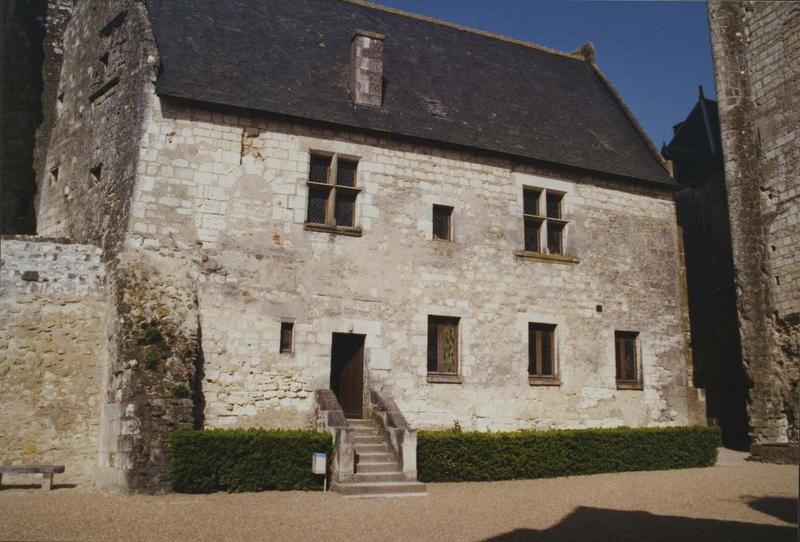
[351,427,381,436]
[352,471,407,483]
[347,419,375,427]
[354,443,390,454]
[331,480,427,497]
[355,461,401,473]
[353,435,383,445]
[356,451,395,463]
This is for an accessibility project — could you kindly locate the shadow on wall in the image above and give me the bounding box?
[481,506,796,542]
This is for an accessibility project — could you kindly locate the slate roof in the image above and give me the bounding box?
[145,0,673,186]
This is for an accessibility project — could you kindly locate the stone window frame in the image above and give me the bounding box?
[512,172,578,265]
[426,315,463,384]
[528,322,561,386]
[614,330,643,390]
[304,151,363,236]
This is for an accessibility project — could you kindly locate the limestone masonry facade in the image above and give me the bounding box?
[1,0,708,491]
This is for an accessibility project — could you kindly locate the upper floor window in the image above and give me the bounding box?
[427,315,461,383]
[306,153,361,233]
[432,204,453,241]
[522,187,568,255]
[615,331,642,389]
[529,323,558,385]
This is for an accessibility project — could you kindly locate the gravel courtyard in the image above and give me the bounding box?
[0,450,796,542]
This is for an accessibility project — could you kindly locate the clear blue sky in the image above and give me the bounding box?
[376,0,716,149]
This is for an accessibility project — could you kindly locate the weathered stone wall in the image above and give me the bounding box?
[708,2,799,448]
[0,237,106,485]
[126,93,704,433]
[34,0,157,257]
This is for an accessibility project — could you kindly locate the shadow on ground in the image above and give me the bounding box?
[745,496,799,525]
[0,484,78,491]
[482,506,796,542]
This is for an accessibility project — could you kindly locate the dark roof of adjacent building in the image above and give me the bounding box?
[145,0,673,186]
[662,87,722,186]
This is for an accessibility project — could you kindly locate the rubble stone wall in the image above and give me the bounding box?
[0,237,106,486]
[708,1,799,448]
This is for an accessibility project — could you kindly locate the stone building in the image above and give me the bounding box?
[708,1,799,463]
[662,88,748,450]
[2,0,705,493]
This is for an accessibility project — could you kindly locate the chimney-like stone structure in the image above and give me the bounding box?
[350,30,385,108]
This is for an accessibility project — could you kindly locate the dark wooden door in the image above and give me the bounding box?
[330,333,365,419]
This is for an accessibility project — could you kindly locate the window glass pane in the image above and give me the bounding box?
[334,191,356,227]
[615,331,639,381]
[280,322,293,353]
[427,318,439,373]
[546,193,562,219]
[307,187,328,224]
[541,328,553,376]
[439,322,459,374]
[523,189,541,215]
[432,205,453,240]
[625,338,636,381]
[529,323,556,376]
[429,316,459,374]
[524,219,540,252]
[547,223,564,254]
[336,159,357,186]
[309,154,331,183]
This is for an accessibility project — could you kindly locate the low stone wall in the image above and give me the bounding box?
[0,236,106,486]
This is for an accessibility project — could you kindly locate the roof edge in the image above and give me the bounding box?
[585,62,673,179]
[343,0,585,62]
[157,92,677,190]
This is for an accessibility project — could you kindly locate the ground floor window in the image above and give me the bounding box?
[427,316,460,380]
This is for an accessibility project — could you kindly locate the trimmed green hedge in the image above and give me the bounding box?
[169,429,332,493]
[417,426,720,482]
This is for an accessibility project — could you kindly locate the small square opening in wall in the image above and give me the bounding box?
[90,163,103,184]
[432,204,453,240]
[279,322,294,353]
[49,167,59,187]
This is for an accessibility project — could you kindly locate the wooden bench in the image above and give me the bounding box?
[0,465,65,490]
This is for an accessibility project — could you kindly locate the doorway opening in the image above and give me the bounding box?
[330,333,365,419]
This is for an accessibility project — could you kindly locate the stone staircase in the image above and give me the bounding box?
[330,418,427,498]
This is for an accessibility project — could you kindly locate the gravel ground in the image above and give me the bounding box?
[0,450,796,542]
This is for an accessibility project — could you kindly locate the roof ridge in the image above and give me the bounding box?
[343,0,585,61]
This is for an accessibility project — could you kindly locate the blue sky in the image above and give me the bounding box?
[376,0,716,149]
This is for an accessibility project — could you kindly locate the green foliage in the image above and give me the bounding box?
[169,428,333,493]
[143,347,160,369]
[172,383,191,399]
[141,322,165,345]
[417,426,720,483]
[139,322,170,370]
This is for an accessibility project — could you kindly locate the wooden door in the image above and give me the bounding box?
[330,333,365,419]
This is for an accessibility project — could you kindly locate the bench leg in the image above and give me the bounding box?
[36,473,53,491]
[0,472,3,489]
